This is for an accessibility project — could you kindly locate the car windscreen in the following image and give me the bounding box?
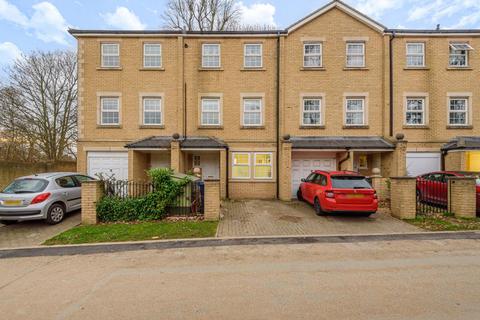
[1,179,49,194]
[331,176,372,189]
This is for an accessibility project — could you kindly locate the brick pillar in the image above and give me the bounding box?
[81,180,104,225]
[392,140,408,176]
[448,177,477,219]
[219,149,227,199]
[390,177,416,219]
[170,140,181,173]
[204,179,220,221]
[128,150,150,181]
[371,175,389,201]
[279,141,292,201]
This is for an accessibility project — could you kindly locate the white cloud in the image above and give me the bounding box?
[407,0,480,28]
[0,1,69,45]
[353,0,405,19]
[237,2,276,27]
[0,42,22,65]
[102,7,146,30]
[450,11,480,29]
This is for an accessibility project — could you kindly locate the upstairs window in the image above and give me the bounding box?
[201,98,220,126]
[302,98,322,126]
[100,97,120,125]
[303,43,322,68]
[406,43,425,67]
[448,97,468,126]
[143,43,162,68]
[346,42,365,67]
[405,98,425,125]
[143,98,162,125]
[244,44,262,68]
[101,43,120,68]
[202,44,220,68]
[243,98,262,126]
[449,43,473,67]
[345,98,365,126]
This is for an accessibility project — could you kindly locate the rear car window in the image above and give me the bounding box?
[2,179,49,194]
[331,176,372,189]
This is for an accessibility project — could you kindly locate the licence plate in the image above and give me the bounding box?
[346,194,365,199]
[3,200,22,206]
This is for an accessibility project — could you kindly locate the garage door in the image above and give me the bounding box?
[87,152,128,180]
[406,152,441,177]
[292,158,335,198]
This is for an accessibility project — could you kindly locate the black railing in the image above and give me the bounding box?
[416,178,450,214]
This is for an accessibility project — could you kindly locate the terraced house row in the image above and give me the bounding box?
[70,0,480,200]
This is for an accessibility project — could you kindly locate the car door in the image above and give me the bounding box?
[302,173,317,204]
[55,176,81,212]
[72,175,95,210]
[313,174,328,201]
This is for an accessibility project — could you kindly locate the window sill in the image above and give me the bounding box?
[139,67,165,71]
[240,67,266,72]
[300,67,326,71]
[198,67,224,71]
[300,125,325,129]
[446,67,472,71]
[240,126,265,130]
[96,67,123,71]
[404,67,429,70]
[446,125,473,129]
[198,125,223,130]
[403,125,429,129]
[343,67,369,71]
[229,179,276,183]
[139,125,165,129]
[343,125,369,129]
[97,125,122,129]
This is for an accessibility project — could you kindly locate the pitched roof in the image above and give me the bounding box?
[290,136,395,150]
[125,136,172,149]
[125,136,227,149]
[442,136,480,151]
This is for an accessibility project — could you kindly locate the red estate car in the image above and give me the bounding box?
[297,171,378,216]
[416,171,480,212]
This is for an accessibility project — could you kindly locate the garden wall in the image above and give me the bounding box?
[0,161,77,188]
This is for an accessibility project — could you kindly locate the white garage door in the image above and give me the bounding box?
[406,152,441,177]
[87,152,128,180]
[292,157,336,198]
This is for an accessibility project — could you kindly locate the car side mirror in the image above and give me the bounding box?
[301,178,306,182]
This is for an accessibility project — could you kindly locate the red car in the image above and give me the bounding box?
[297,171,378,216]
[416,171,480,212]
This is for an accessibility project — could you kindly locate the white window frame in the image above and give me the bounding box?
[242,98,263,127]
[405,97,426,126]
[244,44,263,68]
[344,97,365,126]
[303,43,322,68]
[100,97,120,125]
[200,98,221,126]
[101,43,120,68]
[302,97,322,126]
[142,97,162,126]
[254,153,273,180]
[346,42,365,68]
[406,43,425,67]
[202,43,221,68]
[232,153,251,179]
[143,43,162,68]
[448,97,469,126]
[449,43,472,67]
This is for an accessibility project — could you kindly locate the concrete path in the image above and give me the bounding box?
[0,211,81,249]
[1,238,480,319]
[218,200,420,237]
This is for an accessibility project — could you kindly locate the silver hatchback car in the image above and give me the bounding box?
[0,172,96,225]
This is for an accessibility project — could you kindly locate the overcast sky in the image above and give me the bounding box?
[1,0,480,74]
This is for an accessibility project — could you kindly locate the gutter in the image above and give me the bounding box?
[389,31,395,137]
[276,32,281,199]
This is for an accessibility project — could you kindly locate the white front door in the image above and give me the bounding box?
[406,152,441,177]
[292,157,336,198]
[193,153,220,179]
[87,152,129,180]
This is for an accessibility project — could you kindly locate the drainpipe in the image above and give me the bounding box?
[441,150,447,171]
[226,146,230,199]
[183,37,187,139]
[389,31,396,137]
[338,148,351,170]
[275,32,281,199]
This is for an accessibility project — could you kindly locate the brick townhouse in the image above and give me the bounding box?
[69,0,480,200]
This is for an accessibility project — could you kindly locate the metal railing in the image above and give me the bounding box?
[416,178,450,214]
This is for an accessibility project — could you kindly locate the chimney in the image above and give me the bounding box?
[436,24,440,30]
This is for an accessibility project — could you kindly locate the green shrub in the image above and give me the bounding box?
[96,168,190,222]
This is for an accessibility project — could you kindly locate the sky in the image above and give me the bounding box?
[1,0,480,75]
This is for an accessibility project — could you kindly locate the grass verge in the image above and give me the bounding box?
[406,213,480,231]
[43,221,218,245]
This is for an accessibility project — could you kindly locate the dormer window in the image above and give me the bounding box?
[449,43,473,67]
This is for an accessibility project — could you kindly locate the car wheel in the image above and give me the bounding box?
[314,198,325,216]
[0,220,18,225]
[46,203,65,225]
[297,189,303,201]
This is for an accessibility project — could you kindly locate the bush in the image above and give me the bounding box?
[96,168,190,222]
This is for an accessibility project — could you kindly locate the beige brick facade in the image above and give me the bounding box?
[448,177,477,218]
[390,177,417,219]
[81,180,104,225]
[204,180,221,221]
[71,1,480,201]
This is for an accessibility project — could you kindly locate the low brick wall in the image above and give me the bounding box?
[81,180,104,225]
[390,177,416,220]
[448,177,477,219]
[204,179,221,221]
[371,176,390,201]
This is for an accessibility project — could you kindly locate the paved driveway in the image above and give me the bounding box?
[0,211,81,249]
[217,200,421,237]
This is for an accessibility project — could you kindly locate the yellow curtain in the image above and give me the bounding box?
[467,152,480,171]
